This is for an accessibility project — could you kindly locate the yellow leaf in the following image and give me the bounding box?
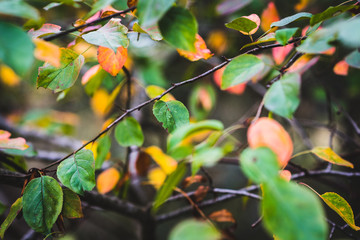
[33,38,61,67]
[71,39,98,59]
[145,146,177,175]
[148,167,167,189]
[311,147,353,168]
[105,83,124,113]
[84,141,98,160]
[145,85,175,102]
[97,167,120,194]
[90,89,111,117]
[0,65,20,86]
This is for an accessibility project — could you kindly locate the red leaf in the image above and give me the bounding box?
[333,60,349,76]
[261,2,280,32]
[97,46,127,76]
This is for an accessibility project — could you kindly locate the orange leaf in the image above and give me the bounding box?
[213,67,246,95]
[97,167,120,194]
[194,185,209,202]
[288,55,319,74]
[248,117,293,167]
[209,209,236,223]
[295,0,310,12]
[333,60,349,76]
[90,88,111,117]
[148,167,167,189]
[261,2,280,32]
[97,46,127,76]
[279,170,292,182]
[182,175,206,188]
[0,65,20,86]
[0,130,28,150]
[33,38,61,67]
[145,146,178,175]
[272,44,293,65]
[82,64,102,85]
[177,34,213,61]
[206,30,228,55]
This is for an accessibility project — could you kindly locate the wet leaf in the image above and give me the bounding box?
[153,100,190,133]
[97,167,120,194]
[37,48,84,93]
[159,7,198,52]
[23,176,63,233]
[57,149,96,195]
[97,46,127,76]
[115,117,144,147]
[311,147,353,168]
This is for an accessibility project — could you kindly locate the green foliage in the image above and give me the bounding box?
[275,28,298,46]
[153,161,186,212]
[169,219,221,240]
[0,0,40,20]
[270,12,312,28]
[37,48,84,93]
[345,50,360,69]
[153,100,190,133]
[0,197,22,239]
[310,4,356,26]
[62,188,83,219]
[115,117,144,147]
[23,176,63,233]
[0,21,34,76]
[95,135,111,169]
[222,54,264,89]
[82,19,129,52]
[57,149,96,195]
[159,7,198,51]
[264,73,301,118]
[137,0,176,27]
[225,17,257,33]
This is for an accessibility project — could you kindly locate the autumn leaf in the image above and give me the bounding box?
[81,64,101,85]
[261,2,280,32]
[333,60,349,76]
[177,34,213,61]
[247,117,293,167]
[97,46,127,76]
[33,38,61,67]
[213,67,246,95]
[148,167,167,189]
[0,64,20,86]
[145,85,175,102]
[287,55,319,74]
[209,209,236,223]
[90,88,111,117]
[272,44,293,65]
[0,130,28,150]
[311,147,353,168]
[145,146,178,175]
[226,14,260,35]
[295,0,310,12]
[279,170,292,182]
[97,167,120,194]
[28,23,61,38]
[206,30,228,55]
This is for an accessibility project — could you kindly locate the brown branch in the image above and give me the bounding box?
[42,7,136,41]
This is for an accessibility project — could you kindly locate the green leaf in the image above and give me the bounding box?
[57,149,96,195]
[0,21,34,77]
[221,54,264,89]
[167,120,224,154]
[0,0,40,20]
[153,161,186,212]
[241,33,276,50]
[275,28,298,46]
[95,135,111,169]
[169,219,221,240]
[62,188,83,219]
[115,117,144,147]
[345,50,360,69]
[82,19,129,52]
[153,100,190,133]
[37,48,85,93]
[191,147,225,175]
[23,176,63,233]
[239,147,280,184]
[320,192,360,231]
[133,22,163,41]
[0,197,23,239]
[270,12,312,28]
[310,5,356,26]
[137,0,176,28]
[262,179,328,240]
[297,28,335,53]
[264,73,301,118]
[336,18,360,48]
[225,17,257,33]
[311,147,353,168]
[189,84,216,121]
[159,7,198,52]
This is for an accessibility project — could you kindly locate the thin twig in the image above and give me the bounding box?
[42,7,136,41]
